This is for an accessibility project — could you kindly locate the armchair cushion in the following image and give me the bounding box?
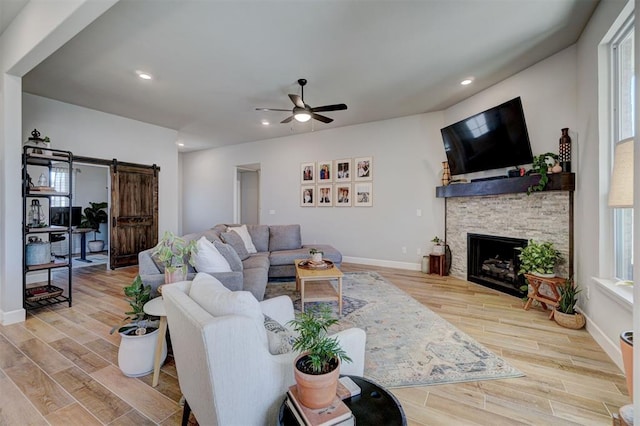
[192,236,232,273]
[264,315,297,355]
[221,231,250,260]
[188,273,264,339]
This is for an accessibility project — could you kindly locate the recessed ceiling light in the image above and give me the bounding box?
[261,120,270,126]
[136,70,153,80]
[177,143,184,147]
[460,78,474,86]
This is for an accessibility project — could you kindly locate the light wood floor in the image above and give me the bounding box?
[0,263,627,425]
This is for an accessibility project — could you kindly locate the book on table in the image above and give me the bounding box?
[336,376,361,400]
[287,385,352,426]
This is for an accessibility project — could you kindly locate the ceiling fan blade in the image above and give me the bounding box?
[310,103,347,113]
[288,94,305,109]
[281,115,295,124]
[311,113,333,123]
[255,107,291,112]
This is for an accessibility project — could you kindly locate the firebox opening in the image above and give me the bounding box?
[467,233,528,298]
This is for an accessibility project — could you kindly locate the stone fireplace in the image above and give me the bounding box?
[437,174,575,297]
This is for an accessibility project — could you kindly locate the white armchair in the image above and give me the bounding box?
[162,274,366,426]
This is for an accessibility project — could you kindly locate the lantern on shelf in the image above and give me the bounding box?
[28,200,45,228]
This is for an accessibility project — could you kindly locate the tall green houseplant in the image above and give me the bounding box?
[80,201,108,240]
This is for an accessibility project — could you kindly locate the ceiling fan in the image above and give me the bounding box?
[256,79,347,124]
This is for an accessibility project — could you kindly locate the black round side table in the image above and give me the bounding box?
[278,375,407,426]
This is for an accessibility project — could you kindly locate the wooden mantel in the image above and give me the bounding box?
[436,172,575,198]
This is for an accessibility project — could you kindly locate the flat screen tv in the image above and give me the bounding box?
[440,97,533,176]
[50,206,82,227]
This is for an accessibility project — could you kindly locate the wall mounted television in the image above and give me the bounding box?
[440,97,533,176]
[50,206,82,227]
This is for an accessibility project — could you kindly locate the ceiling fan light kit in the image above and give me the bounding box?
[257,78,347,125]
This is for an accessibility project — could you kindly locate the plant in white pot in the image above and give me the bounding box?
[431,236,445,255]
[517,240,561,278]
[152,231,198,284]
[110,276,167,377]
[309,248,324,263]
[554,278,585,329]
[288,307,351,409]
[79,201,108,252]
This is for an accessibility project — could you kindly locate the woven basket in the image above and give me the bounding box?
[554,310,585,329]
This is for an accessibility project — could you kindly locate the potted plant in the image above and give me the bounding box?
[288,307,351,409]
[152,231,198,283]
[79,201,108,252]
[110,276,167,377]
[309,248,324,263]
[517,240,561,278]
[553,278,585,329]
[431,236,445,254]
[527,152,559,195]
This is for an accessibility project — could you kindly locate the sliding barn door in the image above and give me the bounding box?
[110,163,158,269]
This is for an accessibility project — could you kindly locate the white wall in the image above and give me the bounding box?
[22,94,180,236]
[182,112,447,268]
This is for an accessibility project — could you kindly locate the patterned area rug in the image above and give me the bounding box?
[265,271,524,388]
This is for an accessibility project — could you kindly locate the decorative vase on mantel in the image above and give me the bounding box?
[558,128,572,172]
[441,161,451,186]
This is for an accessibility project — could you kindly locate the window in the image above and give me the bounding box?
[50,165,70,207]
[611,20,634,281]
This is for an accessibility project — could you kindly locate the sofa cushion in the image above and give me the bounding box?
[264,315,297,355]
[221,231,250,260]
[228,225,257,254]
[192,236,232,273]
[213,240,243,272]
[269,224,302,252]
[189,273,264,327]
[247,225,270,252]
[242,252,271,270]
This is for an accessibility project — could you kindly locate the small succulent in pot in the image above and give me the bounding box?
[309,248,324,262]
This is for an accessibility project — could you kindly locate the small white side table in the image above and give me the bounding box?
[143,297,167,387]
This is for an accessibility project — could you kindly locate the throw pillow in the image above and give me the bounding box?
[192,236,232,273]
[189,273,264,328]
[268,224,302,251]
[213,240,243,272]
[228,224,257,254]
[221,231,250,260]
[264,315,297,355]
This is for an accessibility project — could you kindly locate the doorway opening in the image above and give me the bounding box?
[234,163,260,224]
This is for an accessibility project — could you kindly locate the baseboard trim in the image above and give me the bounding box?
[1,307,26,325]
[580,308,624,372]
[342,256,421,271]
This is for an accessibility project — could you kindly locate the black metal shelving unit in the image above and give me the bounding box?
[22,146,73,310]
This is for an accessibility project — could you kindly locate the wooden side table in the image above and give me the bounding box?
[143,297,167,387]
[429,254,446,276]
[523,274,565,319]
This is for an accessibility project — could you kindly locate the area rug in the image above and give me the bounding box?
[265,271,524,388]
[71,253,108,269]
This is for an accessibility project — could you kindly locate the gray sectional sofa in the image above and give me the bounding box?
[138,224,342,301]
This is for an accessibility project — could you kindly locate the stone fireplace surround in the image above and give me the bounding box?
[437,174,574,294]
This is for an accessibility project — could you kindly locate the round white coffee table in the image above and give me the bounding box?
[143,297,167,387]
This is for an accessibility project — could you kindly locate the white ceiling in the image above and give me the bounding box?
[21,0,598,152]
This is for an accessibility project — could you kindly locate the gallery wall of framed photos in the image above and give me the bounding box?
[300,156,372,207]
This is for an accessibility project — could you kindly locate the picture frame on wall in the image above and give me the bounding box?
[335,184,352,207]
[354,182,373,207]
[300,185,315,207]
[317,160,333,183]
[301,162,316,184]
[317,184,333,207]
[354,156,372,181]
[334,159,352,182]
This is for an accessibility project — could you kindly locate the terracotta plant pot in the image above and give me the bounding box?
[164,268,186,284]
[553,310,585,329]
[293,353,340,409]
